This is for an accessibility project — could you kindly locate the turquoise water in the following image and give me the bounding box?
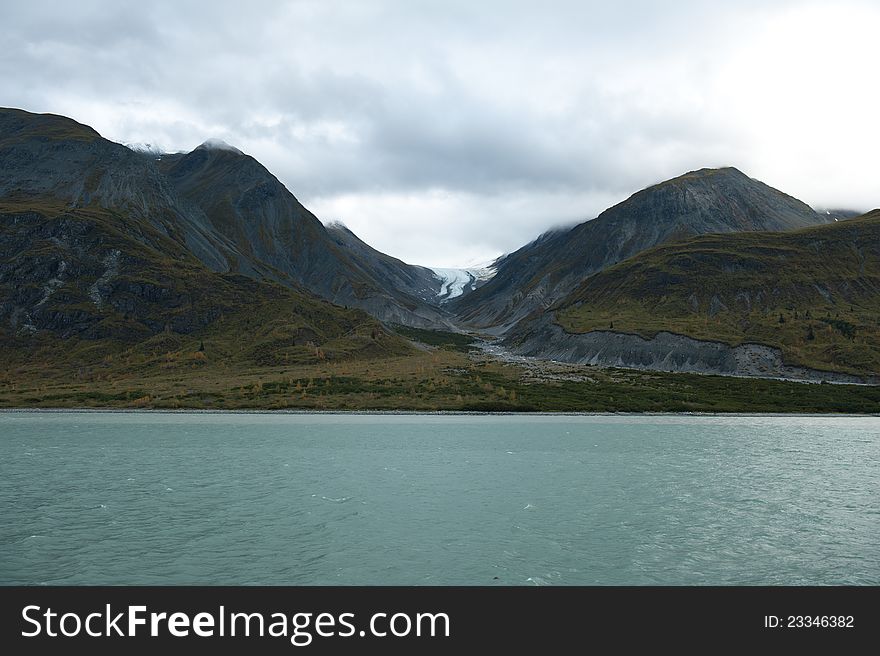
[0,412,877,585]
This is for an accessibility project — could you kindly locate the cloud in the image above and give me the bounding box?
[1,0,877,266]
[198,138,243,154]
[308,186,626,268]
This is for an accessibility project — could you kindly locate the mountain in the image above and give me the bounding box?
[0,108,235,272]
[451,167,833,331]
[818,208,863,221]
[0,107,454,329]
[504,210,880,379]
[0,194,412,370]
[158,142,453,327]
[0,107,426,370]
[5,106,874,385]
[325,223,448,314]
[3,108,878,410]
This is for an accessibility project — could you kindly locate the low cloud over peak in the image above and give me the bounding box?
[197,138,243,154]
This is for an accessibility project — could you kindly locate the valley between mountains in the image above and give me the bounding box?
[2,108,879,412]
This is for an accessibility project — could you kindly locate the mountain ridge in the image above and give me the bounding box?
[4,106,876,384]
[451,166,833,331]
[0,107,451,328]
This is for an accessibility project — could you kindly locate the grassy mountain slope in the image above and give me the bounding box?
[554,210,880,375]
[0,198,412,374]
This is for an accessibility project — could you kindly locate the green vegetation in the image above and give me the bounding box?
[391,325,476,352]
[557,211,880,376]
[2,158,878,412]
[2,203,878,414]
[1,199,413,367]
[0,108,99,146]
[2,340,879,412]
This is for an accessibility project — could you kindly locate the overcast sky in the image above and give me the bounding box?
[2,1,878,267]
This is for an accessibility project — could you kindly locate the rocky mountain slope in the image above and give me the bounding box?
[0,196,412,371]
[158,143,452,327]
[452,167,833,331]
[0,108,450,329]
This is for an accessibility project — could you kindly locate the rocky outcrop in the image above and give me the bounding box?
[504,313,874,384]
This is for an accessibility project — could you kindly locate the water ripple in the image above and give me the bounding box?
[0,412,877,585]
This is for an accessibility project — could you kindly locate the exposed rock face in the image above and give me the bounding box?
[453,167,832,330]
[0,198,405,366]
[322,222,454,327]
[0,108,241,273]
[504,314,874,384]
[0,209,196,339]
[157,142,453,327]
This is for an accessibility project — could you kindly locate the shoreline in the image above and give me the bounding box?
[1,407,878,417]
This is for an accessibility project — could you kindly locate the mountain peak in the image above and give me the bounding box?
[659,166,747,185]
[195,138,243,155]
[453,165,828,329]
[600,165,824,235]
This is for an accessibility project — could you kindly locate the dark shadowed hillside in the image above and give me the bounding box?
[0,197,412,372]
[506,210,880,377]
[0,108,450,328]
[158,143,450,327]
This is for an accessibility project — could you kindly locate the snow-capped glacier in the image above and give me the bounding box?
[430,261,497,301]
